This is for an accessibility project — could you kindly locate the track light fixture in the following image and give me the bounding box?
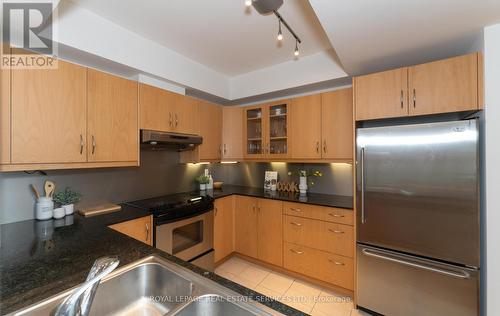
[277,20,283,41]
[244,0,302,58]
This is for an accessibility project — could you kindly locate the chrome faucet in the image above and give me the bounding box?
[52,256,119,316]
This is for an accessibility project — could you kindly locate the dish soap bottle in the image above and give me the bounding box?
[205,169,214,190]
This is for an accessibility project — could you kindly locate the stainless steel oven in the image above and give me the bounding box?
[155,210,214,271]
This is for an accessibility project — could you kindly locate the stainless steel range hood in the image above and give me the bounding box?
[141,130,202,151]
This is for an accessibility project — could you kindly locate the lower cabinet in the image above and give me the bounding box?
[234,196,283,266]
[214,196,235,262]
[109,216,153,246]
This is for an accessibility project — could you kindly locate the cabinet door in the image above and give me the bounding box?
[222,107,243,160]
[409,53,479,116]
[234,195,258,258]
[257,199,283,266]
[354,67,408,121]
[244,105,266,159]
[87,69,138,162]
[267,100,290,159]
[199,101,222,161]
[321,88,353,160]
[11,60,87,163]
[109,216,153,246]
[214,196,234,262]
[139,83,175,132]
[172,95,199,134]
[290,94,322,159]
[0,46,10,164]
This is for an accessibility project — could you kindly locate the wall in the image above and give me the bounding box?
[484,23,500,316]
[0,152,352,224]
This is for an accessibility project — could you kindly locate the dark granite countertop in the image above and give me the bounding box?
[208,185,353,210]
[0,205,304,316]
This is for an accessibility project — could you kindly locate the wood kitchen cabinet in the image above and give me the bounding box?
[222,106,243,160]
[354,67,409,121]
[139,83,175,132]
[198,101,222,161]
[234,195,258,258]
[321,88,353,160]
[290,94,322,159]
[0,46,10,164]
[234,196,283,266]
[408,53,479,116]
[172,94,199,135]
[214,196,234,262]
[256,199,283,266]
[87,69,139,163]
[10,60,87,164]
[109,216,153,246]
[354,52,482,121]
[139,83,199,135]
[243,100,290,160]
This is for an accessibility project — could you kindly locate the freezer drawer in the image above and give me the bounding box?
[357,244,479,316]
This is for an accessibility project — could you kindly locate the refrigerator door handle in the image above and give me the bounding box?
[361,248,471,279]
[360,147,366,224]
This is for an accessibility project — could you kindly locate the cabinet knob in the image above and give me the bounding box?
[80,135,84,155]
[413,89,416,108]
[328,213,345,218]
[175,113,179,127]
[400,90,404,108]
[323,140,327,154]
[145,223,149,242]
[329,259,345,266]
[290,249,304,255]
[169,112,173,127]
[316,141,320,154]
[328,229,345,234]
[290,208,301,212]
[290,222,302,227]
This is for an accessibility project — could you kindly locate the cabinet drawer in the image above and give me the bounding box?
[283,202,324,221]
[322,207,354,226]
[283,215,322,248]
[283,242,322,279]
[320,253,354,290]
[284,242,354,290]
[283,202,354,226]
[320,222,354,258]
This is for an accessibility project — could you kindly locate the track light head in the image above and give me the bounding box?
[277,21,283,41]
[294,40,299,56]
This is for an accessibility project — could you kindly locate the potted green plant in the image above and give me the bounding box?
[53,187,82,215]
[196,175,210,191]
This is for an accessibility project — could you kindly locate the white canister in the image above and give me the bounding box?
[63,204,74,215]
[36,197,54,220]
[53,207,65,219]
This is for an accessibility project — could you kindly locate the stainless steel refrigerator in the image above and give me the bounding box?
[356,119,480,316]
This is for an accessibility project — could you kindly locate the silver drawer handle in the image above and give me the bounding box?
[290,249,303,255]
[290,208,301,212]
[145,224,149,242]
[328,229,345,234]
[290,222,302,227]
[362,248,470,279]
[329,213,345,218]
[329,259,345,266]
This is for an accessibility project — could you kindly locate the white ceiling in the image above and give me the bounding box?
[68,0,332,76]
[310,0,500,75]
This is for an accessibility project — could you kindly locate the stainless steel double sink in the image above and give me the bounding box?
[11,255,280,316]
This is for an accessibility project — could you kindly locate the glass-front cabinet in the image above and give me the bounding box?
[244,100,290,159]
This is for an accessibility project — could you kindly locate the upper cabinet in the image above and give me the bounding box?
[11,60,87,164]
[222,106,243,160]
[198,100,222,161]
[290,95,322,159]
[87,69,139,163]
[139,83,199,135]
[354,68,408,121]
[139,83,174,132]
[408,53,479,116]
[244,101,290,159]
[354,52,482,121]
[321,88,353,160]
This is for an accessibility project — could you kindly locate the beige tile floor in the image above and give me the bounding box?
[215,257,370,316]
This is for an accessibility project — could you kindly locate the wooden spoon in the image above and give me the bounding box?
[30,184,40,200]
[44,180,55,198]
